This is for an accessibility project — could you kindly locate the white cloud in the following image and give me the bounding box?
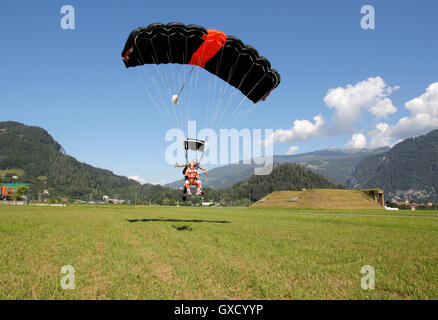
[128,175,146,185]
[285,146,300,155]
[270,77,398,147]
[368,97,398,118]
[346,133,367,148]
[391,82,438,138]
[267,115,326,145]
[269,79,437,150]
[368,82,438,147]
[324,76,398,128]
[405,82,438,114]
[369,123,392,148]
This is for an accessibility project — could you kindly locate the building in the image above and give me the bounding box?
[363,189,385,207]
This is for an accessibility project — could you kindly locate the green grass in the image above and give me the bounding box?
[0,168,25,178]
[0,205,437,299]
[250,207,438,217]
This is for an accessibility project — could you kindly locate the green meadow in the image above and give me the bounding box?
[0,205,437,299]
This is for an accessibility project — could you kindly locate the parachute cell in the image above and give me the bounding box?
[122,22,280,103]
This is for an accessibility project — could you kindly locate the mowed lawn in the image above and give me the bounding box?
[0,205,437,299]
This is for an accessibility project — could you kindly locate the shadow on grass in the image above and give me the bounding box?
[172,225,193,231]
[126,218,230,224]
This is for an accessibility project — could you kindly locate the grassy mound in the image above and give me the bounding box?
[250,189,383,210]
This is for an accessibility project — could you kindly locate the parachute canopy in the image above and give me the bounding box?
[122,22,280,103]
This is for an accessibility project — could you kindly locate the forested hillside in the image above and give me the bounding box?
[347,129,438,202]
[0,121,144,199]
[225,162,342,202]
[0,121,341,204]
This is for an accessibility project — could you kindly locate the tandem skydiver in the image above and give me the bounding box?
[174,159,207,200]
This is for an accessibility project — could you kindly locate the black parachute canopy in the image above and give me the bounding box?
[122,22,280,103]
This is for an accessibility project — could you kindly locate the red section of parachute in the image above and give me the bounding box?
[189,29,227,68]
[122,47,133,61]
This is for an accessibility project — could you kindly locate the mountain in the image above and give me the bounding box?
[347,129,438,202]
[0,121,341,205]
[275,147,389,184]
[165,147,388,189]
[0,121,150,200]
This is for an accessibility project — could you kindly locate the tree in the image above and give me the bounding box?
[14,186,28,201]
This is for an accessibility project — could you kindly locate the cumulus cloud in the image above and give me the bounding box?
[270,77,399,148]
[405,82,438,114]
[285,146,300,155]
[324,76,398,129]
[391,82,438,138]
[128,175,146,185]
[267,115,326,145]
[269,79,436,150]
[369,82,438,147]
[368,97,398,118]
[346,133,367,148]
[368,123,392,148]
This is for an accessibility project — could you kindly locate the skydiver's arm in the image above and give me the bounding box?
[174,163,186,168]
[197,164,207,174]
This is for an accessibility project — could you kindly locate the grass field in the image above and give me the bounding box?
[0,168,24,178]
[0,205,437,299]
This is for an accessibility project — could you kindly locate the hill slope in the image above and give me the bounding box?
[347,129,438,202]
[0,121,145,199]
[251,190,382,210]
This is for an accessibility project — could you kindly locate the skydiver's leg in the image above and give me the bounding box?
[182,178,187,201]
[183,176,188,194]
[185,179,192,195]
[196,180,202,195]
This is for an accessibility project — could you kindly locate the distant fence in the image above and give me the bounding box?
[0,200,28,205]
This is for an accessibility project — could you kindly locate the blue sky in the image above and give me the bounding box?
[1,0,437,184]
